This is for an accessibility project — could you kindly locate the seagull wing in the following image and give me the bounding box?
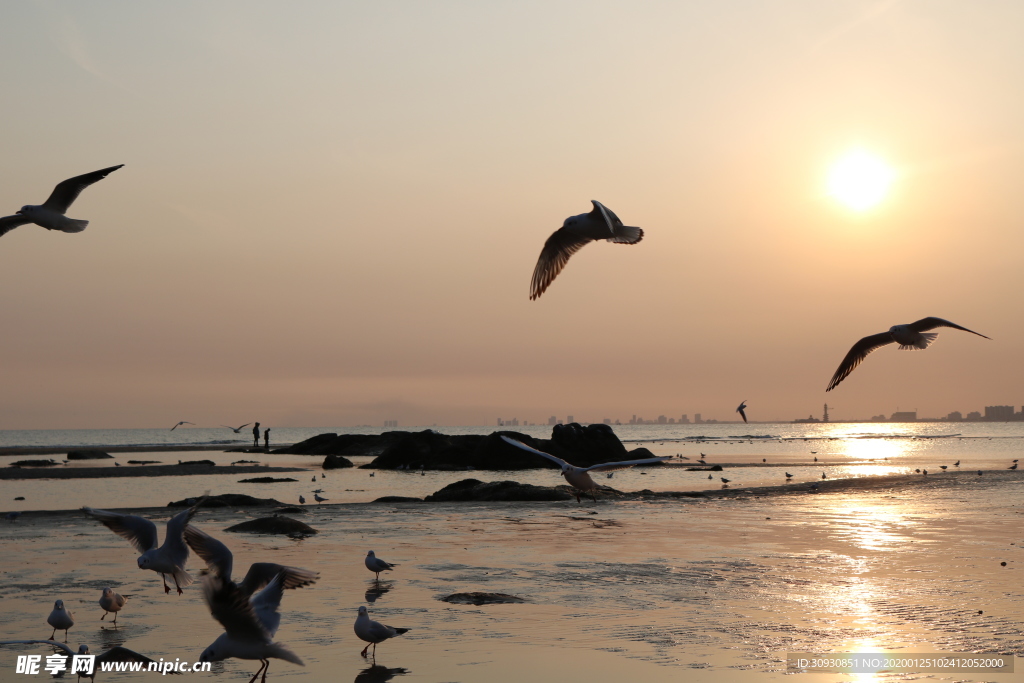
[737,402,748,423]
[236,423,251,430]
[583,455,673,473]
[239,562,319,596]
[0,640,76,657]
[250,571,286,637]
[908,317,991,339]
[529,226,594,300]
[82,507,159,553]
[203,574,271,642]
[0,215,32,237]
[825,332,895,392]
[95,647,157,667]
[184,524,234,580]
[500,436,570,468]
[163,495,208,562]
[42,165,124,214]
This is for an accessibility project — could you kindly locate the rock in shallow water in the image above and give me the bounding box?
[424,478,573,502]
[440,592,526,605]
[225,516,318,536]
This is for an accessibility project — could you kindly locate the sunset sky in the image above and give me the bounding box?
[2,1,1023,429]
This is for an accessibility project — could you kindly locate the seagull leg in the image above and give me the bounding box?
[246,660,266,683]
[591,490,597,504]
[112,612,118,626]
[174,574,184,595]
[360,643,370,657]
[162,574,171,594]
[101,611,107,621]
[260,659,270,683]
[49,628,57,640]
[63,629,69,642]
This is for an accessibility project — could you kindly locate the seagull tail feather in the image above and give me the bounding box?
[58,218,89,233]
[900,332,937,350]
[268,642,304,666]
[608,225,643,244]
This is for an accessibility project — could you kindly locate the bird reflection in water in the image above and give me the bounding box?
[365,582,393,604]
[355,663,409,683]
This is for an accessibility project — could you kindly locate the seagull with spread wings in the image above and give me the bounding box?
[736,401,748,423]
[82,496,205,594]
[170,421,194,431]
[221,423,251,433]
[500,436,671,502]
[528,200,643,300]
[0,165,123,238]
[826,317,991,392]
[199,571,304,681]
[184,525,318,597]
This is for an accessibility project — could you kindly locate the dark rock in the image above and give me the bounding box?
[273,432,409,457]
[440,592,526,605]
[372,496,423,503]
[177,459,216,467]
[237,477,298,483]
[686,465,723,471]
[274,506,306,514]
[323,454,354,470]
[424,478,573,502]
[10,459,60,467]
[66,450,112,460]
[626,447,660,460]
[14,496,25,500]
[126,460,161,465]
[167,494,283,508]
[225,516,317,536]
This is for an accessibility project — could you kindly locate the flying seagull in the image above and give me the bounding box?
[0,165,123,238]
[170,421,194,431]
[199,572,304,681]
[528,200,643,300]
[82,496,206,594]
[221,423,251,433]
[736,401,748,423]
[183,525,318,597]
[500,436,671,502]
[826,317,991,391]
[355,606,409,658]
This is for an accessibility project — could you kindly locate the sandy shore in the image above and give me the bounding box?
[0,469,1021,682]
[0,465,308,480]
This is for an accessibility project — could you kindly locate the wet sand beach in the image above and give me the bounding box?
[1,468,1021,682]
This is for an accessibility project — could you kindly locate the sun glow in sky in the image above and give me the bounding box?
[827,149,896,211]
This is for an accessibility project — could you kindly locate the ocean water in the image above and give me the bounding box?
[2,422,1023,513]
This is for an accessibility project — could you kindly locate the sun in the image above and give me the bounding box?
[827,149,895,211]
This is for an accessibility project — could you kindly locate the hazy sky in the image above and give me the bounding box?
[2,1,1023,429]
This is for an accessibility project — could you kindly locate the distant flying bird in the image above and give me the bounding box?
[355,606,409,658]
[221,424,251,433]
[500,436,671,502]
[170,421,194,431]
[528,200,643,300]
[736,401,748,423]
[826,317,991,391]
[0,165,123,238]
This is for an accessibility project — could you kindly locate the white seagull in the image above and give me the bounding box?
[82,496,205,594]
[184,525,318,597]
[528,200,643,300]
[736,401,748,423]
[354,606,409,658]
[0,165,123,239]
[47,600,75,641]
[364,551,395,580]
[199,572,304,681]
[221,423,252,433]
[500,436,671,502]
[98,588,126,625]
[170,421,194,431]
[826,317,991,391]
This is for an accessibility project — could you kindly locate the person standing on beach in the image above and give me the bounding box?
[252,422,261,448]
[263,428,270,449]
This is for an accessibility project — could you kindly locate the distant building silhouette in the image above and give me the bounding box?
[679,414,690,424]
[946,411,963,421]
[603,418,611,425]
[657,415,667,424]
[966,411,982,420]
[694,413,702,424]
[985,405,1015,421]
[567,415,574,423]
[548,416,557,425]
[890,411,917,422]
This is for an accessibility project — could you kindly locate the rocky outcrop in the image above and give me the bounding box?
[440,592,526,605]
[237,477,297,483]
[322,454,354,469]
[167,493,283,508]
[424,478,573,502]
[67,450,113,460]
[272,432,409,456]
[224,516,317,536]
[10,459,60,467]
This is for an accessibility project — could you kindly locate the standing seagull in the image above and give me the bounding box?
[500,436,671,502]
[826,317,991,391]
[170,421,194,431]
[0,165,123,238]
[199,572,304,681]
[82,496,205,594]
[354,606,409,658]
[98,588,126,625]
[736,401,748,423]
[364,551,395,581]
[528,200,643,300]
[47,600,74,641]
